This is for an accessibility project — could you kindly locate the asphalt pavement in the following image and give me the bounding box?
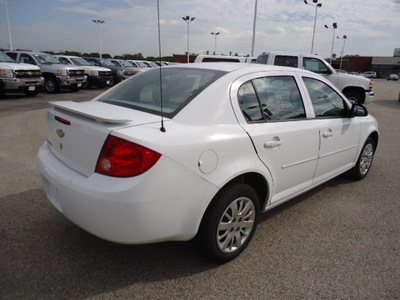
[0,80,399,299]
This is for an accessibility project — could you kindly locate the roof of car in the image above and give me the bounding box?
[169,62,304,74]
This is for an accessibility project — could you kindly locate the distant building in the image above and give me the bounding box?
[325,50,400,79]
[370,56,400,78]
[173,54,197,63]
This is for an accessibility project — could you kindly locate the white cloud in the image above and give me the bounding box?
[0,0,399,58]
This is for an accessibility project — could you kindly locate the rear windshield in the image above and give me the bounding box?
[99,67,227,118]
[202,57,242,63]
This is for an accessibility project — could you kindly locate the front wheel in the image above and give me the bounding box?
[344,91,363,105]
[349,137,376,180]
[45,77,59,93]
[198,184,260,262]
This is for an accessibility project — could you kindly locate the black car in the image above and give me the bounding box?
[83,57,139,85]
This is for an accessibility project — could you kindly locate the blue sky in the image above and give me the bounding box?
[0,0,399,58]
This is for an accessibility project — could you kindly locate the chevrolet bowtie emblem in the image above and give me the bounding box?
[56,129,65,138]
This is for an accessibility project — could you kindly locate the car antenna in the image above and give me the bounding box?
[157,0,166,133]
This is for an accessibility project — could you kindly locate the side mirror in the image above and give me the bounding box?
[349,104,368,117]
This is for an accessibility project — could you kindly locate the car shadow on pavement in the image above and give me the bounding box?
[0,189,218,299]
[0,175,362,299]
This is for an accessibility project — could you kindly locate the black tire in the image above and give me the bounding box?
[199,184,260,262]
[349,137,376,180]
[344,90,363,105]
[45,77,59,93]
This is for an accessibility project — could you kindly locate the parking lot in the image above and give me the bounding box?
[1,79,399,299]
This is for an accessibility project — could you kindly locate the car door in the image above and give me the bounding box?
[302,76,361,183]
[233,73,320,205]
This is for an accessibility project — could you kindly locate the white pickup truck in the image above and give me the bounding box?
[6,51,86,93]
[0,51,44,97]
[256,52,374,104]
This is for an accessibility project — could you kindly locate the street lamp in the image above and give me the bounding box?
[251,0,258,57]
[337,35,347,70]
[5,0,13,50]
[211,32,220,54]
[182,16,195,63]
[92,19,105,58]
[324,23,337,65]
[304,0,322,54]
[324,22,338,65]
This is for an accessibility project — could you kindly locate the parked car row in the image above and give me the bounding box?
[0,51,165,97]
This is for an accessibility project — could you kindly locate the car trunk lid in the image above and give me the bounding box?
[46,101,162,177]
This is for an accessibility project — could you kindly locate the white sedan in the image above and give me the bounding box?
[38,63,379,262]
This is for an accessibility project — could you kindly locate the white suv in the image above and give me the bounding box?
[363,71,377,78]
[257,52,374,105]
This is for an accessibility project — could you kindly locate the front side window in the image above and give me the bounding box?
[238,76,306,122]
[303,57,330,74]
[99,68,226,118]
[303,77,347,118]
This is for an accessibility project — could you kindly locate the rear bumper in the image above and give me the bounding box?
[2,77,44,93]
[37,141,217,244]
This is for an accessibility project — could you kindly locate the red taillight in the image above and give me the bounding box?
[55,116,71,125]
[95,135,161,177]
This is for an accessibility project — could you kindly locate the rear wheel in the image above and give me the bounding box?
[349,137,376,180]
[199,184,259,262]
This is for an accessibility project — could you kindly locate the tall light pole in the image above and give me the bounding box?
[251,0,258,57]
[324,22,337,65]
[211,32,220,54]
[337,35,347,70]
[304,0,322,54]
[182,16,195,63]
[5,0,13,50]
[92,19,105,58]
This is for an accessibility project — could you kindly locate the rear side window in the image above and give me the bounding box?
[99,68,227,118]
[238,76,306,122]
[303,77,347,118]
[274,56,298,68]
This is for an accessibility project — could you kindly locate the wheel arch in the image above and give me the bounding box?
[200,172,269,225]
[368,131,379,149]
[342,86,365,103]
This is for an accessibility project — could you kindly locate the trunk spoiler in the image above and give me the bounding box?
[49,101,132,124]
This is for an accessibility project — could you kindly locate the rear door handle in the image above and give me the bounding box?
[264,137,282,148]
[323,129,333,138]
